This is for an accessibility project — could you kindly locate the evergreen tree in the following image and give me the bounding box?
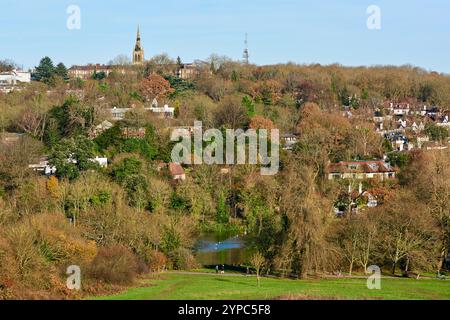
[55,62,69,81]
[33,56,55,84]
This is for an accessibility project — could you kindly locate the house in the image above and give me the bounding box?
[437,115,450,128]
[150,99,175,118]
[0,69,31,93]
[109,107,131,120]
[29,157,57,176]
[0,70,31,85]
[108,103,175,121]
[29,156,108,176]
[328,160,396,180]
[281,133,298,150]
[385,133,411,152]
[176,63,199,80]
[373,110,385,123]
[420,105,441,119]
[390,102,410,116]
[91,156,108,168]
[169,163,186,181]
[334,183,380,217]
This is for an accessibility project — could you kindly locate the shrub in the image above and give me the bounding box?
[146,250,168,272]
[169,248,198,271]
[86,245,138,285]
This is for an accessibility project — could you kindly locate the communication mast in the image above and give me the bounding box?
[243,33,249,64]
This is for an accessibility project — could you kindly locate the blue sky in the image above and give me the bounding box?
[1,0,450,72]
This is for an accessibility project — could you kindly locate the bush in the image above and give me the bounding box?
[146,250,168,272]
[86,245,138,285]
[169,248,198,271]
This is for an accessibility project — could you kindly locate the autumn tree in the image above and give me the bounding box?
[249,115,275,131]
[278,158,333,279]
[138,74,174,103]
[375,190,436,275]
[214,96,249,129]
[294,103,351,178]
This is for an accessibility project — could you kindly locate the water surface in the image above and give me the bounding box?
[194,233,249,266]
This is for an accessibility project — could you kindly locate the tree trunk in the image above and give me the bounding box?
[349,259,354,276]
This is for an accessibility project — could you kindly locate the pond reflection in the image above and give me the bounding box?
[194,233,250,266]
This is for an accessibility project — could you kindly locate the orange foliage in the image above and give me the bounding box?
[138,74,174,102]
[249,115,275,131]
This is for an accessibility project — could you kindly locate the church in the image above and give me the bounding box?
[131,25,200,79]
[132,26,145,65]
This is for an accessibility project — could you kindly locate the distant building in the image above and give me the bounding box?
[421,105,441,119]
[68,64,114,80]
[328,160,396,180]
[108,104,175,121]
[0,70,31,85]
[29,156,108,176]
[109,107,131,121]
[29,157,57,176]
[176,63,199,80]
[149,98,175,117]
[385,133,412,152]
[392,103,410,116]
[281,133,298,150]
[0,70,31,92]
[91,156,108,168]
[169,163,186,181]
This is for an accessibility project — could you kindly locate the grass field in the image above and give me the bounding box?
[93,272,450,300]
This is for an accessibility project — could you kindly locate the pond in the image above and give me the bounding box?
[194,233,250,266]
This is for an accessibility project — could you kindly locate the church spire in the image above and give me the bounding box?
[135,25,142,50]
[133,25,145,65]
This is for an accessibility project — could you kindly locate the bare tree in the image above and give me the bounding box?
[250,252,266,287]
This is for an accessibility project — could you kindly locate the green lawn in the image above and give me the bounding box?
[93,273,450,300]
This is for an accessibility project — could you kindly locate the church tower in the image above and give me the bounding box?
[133,25,145,65]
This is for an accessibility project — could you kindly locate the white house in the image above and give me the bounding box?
[28,157,57,176]
[328,160,396,181]
[91,156,108,168]
[0,70,31,93]
[150,99,175,118]
[281,133,298,150]
[391,102,410,116]
[0,70,31,85]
